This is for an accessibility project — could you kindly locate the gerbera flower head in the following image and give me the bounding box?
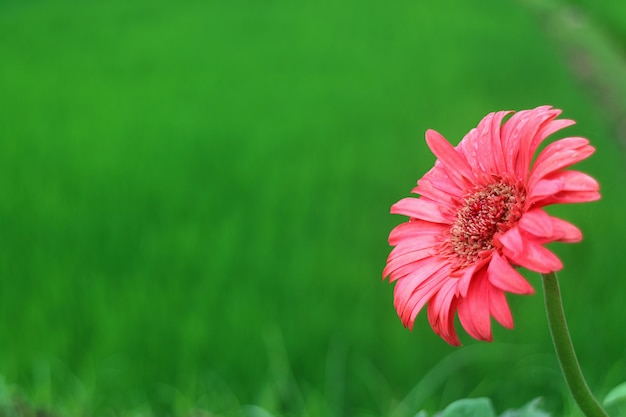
[383,106,600,346]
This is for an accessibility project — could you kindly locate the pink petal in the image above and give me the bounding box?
[489,286,514,329]
[533,118,576,150]
[412,181,460,209]
[517,209,582,243]
[391,197,449,224]
[388,221,447,246]
[456,111,512,175]
[425,129,476,186]
[502,106,561,180]
[456,257,491,297]
[386,234,440,263]
[499,227,563,273]
[406,269,450,325]
[457,269,493,341]
[487,251,534,294]
[539,191,601,205]
[528,170,600,207]
[529,137,595,187]
[427,280,461,346]
[547,170,599,191]
[415,173,465,201]
[550,217,583,242]
[498,108,542,177]
[456,263,478,298]
[393,258,448,326]
[517,209,554,238]
[525,178,562,204]
[384,250,436,282]
[488,111,512,173]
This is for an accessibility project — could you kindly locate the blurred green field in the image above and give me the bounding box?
[0,0,625,416]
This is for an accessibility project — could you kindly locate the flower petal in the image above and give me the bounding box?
[533,117,575,150]
[528,170,600,206]
[541,191,601,204]
[499,227,563,273]
[517,208,554,238]
[393,258,448,326]
[501,106,562,180]
[489,286,514,329]
[427,279,461,346]
[487,251,534,294]
[456,257,491,297]
[386,235,440,264]
[391,197,449,224]
[388,221,447,246]
[414,171,465,203]
[406,268,450,326]
[457,111,512,175]
[425,129,476,186]
[488,111,512,173]
[384,250,439,282]
[517,209,582,243]
[550,217,583,242]
[457,269,492,341]
[529,137,595,187]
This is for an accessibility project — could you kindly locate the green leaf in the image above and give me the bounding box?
[441,398,496,417]
[242,405,276,417]
[604,382,626,407]
[499,398,551,417]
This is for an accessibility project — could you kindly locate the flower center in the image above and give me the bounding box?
[449,180,525,266]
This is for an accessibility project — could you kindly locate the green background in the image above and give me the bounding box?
[0,0,625,415]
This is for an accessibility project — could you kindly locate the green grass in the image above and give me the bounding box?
[0,0,625,415]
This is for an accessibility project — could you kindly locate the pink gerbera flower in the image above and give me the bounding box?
[383,106,600,346]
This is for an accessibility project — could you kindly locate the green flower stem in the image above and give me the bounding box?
[541,271,608,417]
